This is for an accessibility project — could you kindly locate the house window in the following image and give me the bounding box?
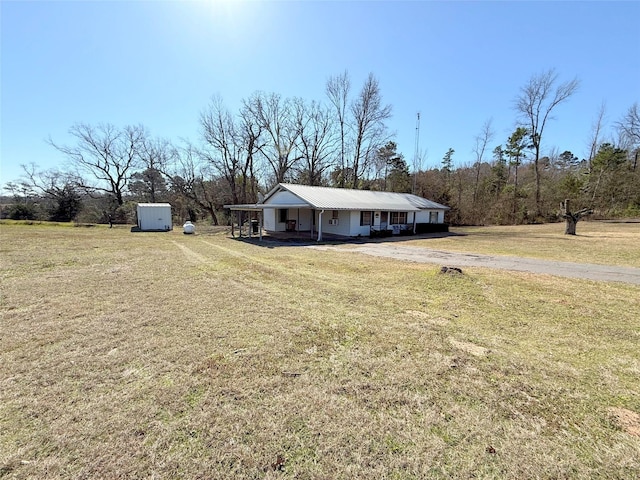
[332,210,339,219]
[360,211,373,226]
[429,211,439,223]
[390,212,407,224]
[279,208,288,223]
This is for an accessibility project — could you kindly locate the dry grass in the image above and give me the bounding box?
[405,221,640,268]
[1,222,639,478]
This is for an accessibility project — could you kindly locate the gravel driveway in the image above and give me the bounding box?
[310,243,640,285]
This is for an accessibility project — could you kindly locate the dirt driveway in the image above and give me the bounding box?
[310,242,640,285]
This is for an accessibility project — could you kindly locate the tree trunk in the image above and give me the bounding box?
[561,199,592,236]
[534,146,541,218]
[512,164,519,224]
[564,216,577,235]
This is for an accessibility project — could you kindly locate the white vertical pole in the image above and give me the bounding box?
[317,210,324,242]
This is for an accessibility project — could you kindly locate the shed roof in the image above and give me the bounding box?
[261,184,449,211]
[137,203,172,208]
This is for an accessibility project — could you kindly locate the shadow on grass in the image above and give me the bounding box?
[230,231,466,248]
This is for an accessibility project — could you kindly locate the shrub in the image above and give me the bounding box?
[8,203,39,220]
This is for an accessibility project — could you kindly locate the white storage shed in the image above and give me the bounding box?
[136,203,173,231]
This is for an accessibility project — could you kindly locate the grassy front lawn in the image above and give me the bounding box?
[405,221,640,268]
[1,223,639,478]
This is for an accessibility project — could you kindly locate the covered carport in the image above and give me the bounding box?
[224,202,323,241]
[225,204,265,240]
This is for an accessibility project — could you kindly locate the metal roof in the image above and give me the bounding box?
[137,203,172,207]
[261,183,449,211]
[225,204,268,211]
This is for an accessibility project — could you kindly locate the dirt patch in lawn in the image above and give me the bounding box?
[609,407,640,437]
[449,338,490,357]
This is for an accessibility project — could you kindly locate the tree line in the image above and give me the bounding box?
[3,69,639,226]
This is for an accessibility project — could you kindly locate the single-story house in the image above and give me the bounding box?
[225,183,449,241]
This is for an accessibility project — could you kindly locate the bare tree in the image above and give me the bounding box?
[515,69,579,216]
[165,143,221,225]
[296,100,337,186]
[49,123,145,206]
[244,92,304,185]
[472,118,494,207]
[200,96,244,205]
[237,100,264,204]
[136,136,174,202]
[616,102,640,146]
[350,73,392,187]
[586,102,607,171]
[326,70,351,187]
[17,164,83,221]
[616,102,640,170]
[200,96,264,206]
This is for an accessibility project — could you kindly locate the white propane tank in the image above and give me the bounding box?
[183,221,195,234]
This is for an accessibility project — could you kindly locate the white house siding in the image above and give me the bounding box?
[267,208,440,237]
[234,184,449,238]
[263,208,276,231]
[349,211,372,237]
[319,210,351,237]
[414,211,430,223]
[262,207,445,237]
[265,190,302,205]
[264,207,315,232]
[294,209,313,232]
[417,210,444,223]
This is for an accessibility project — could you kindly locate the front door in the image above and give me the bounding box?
[380,211,388,229]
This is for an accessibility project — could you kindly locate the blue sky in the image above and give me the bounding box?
[2,0,639,189]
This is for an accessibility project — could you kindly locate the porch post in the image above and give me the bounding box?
[317,210,324,242]
[259,209,263,241]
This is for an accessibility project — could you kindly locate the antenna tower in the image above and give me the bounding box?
[412,112,421,194]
